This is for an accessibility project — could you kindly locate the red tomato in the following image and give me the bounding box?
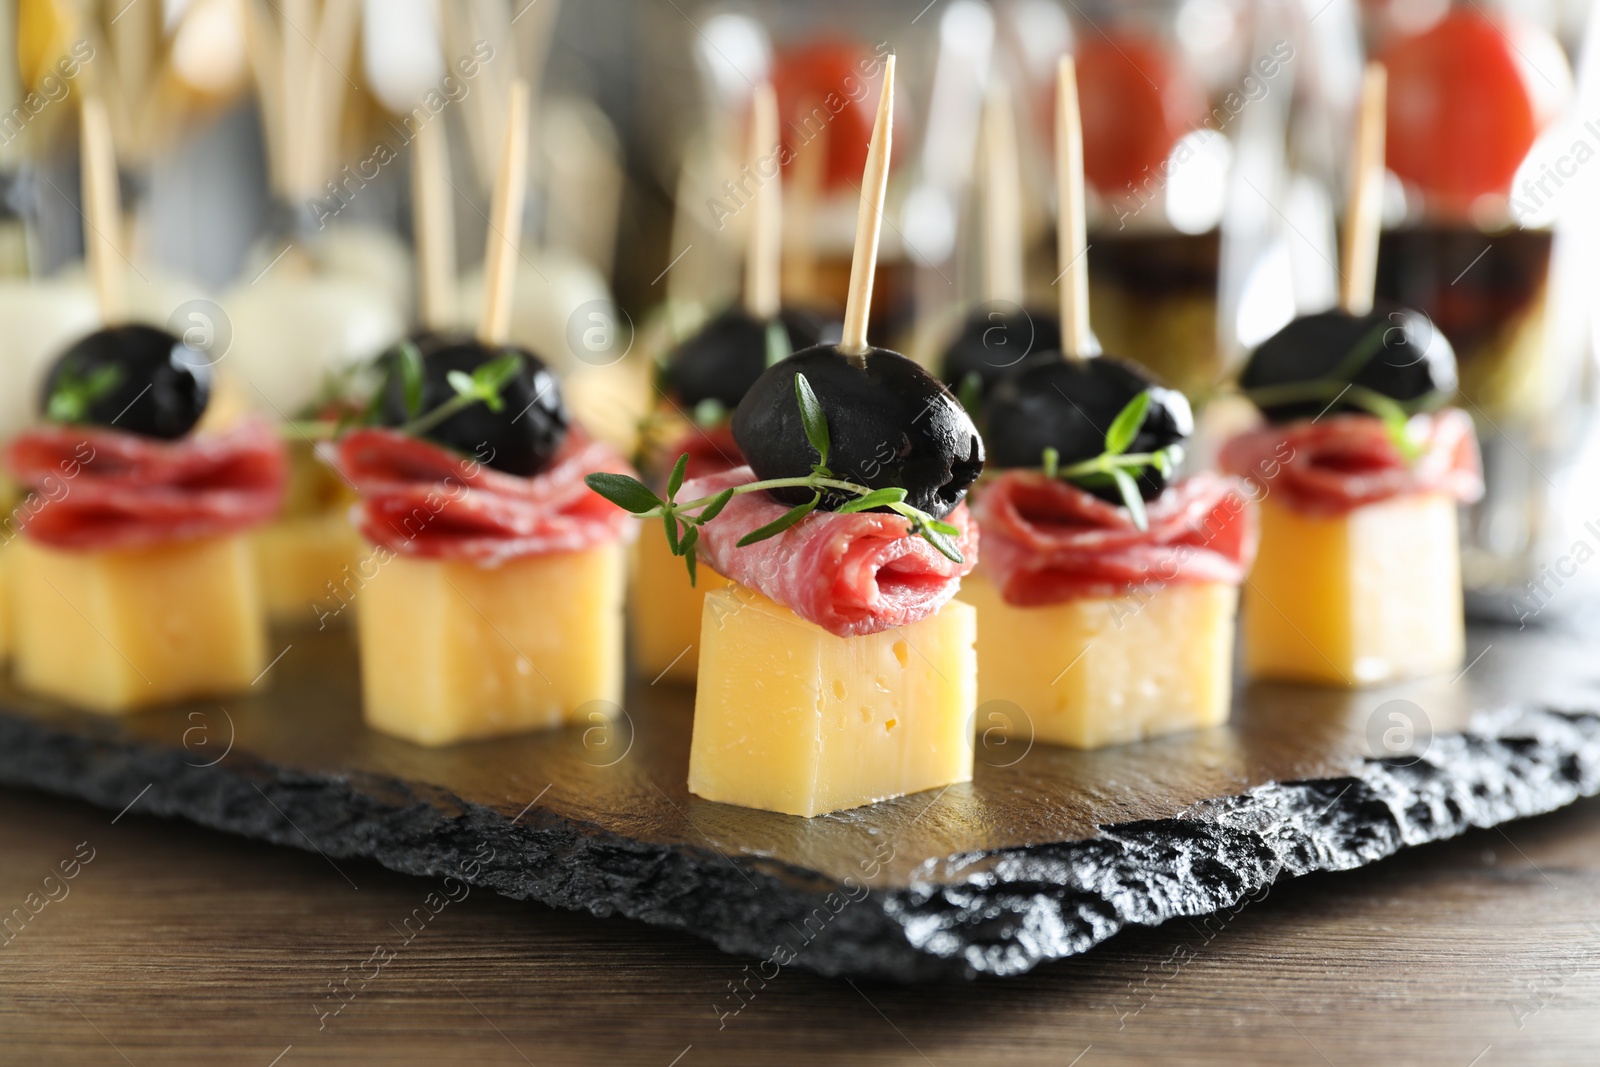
[1071,34,1206,193]
[772,39,888,191]
[1380,10,1538,209]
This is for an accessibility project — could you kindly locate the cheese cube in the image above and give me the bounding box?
[253,511,367,626]
[1244,492,1463,686]
[688,585,976,817]
[10,534,267,713]
[961,574,1237,749]
[629,519,730,684]
[358,543,624,746]
[254,442,365,625]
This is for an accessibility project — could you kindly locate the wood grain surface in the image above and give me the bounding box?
[2,785,1598,1065]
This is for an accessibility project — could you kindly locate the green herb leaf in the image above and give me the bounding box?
[956,372,983,418]
[794,373,830,469]
[837,486,909,514]
[1041,446,1060,479]
[584,472,663,514]
[696,487,736,524]
[397,339,425,419]
[765,319,793,368]
[663,511,681,553]
[1104,391,1151,456]
[46,364,124,424]
[666,453,689,500]
[926,517,961,537]
[1110,469,1148,532]
[737,492,819,547]
[917,523,964,563]
[685,542,698,586]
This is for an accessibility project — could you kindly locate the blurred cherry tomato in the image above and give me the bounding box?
[1381,10,1538,209]
[773,39,890,191]
[1068,34,1206,194]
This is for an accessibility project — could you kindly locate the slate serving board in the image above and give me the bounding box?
[0,617,1597,981]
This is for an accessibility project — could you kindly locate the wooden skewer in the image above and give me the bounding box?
[839,54,894,361]
[981,80,1023,307]
[478,78,530,346]
[412,112,456,331]
[305,0,361,199]
[1056,56,1091,359]
[80,95,126,324]
[743,82,781,321]
[243,0,287,196]
[1340,62,1388,317]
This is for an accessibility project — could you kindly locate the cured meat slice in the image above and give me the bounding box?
[329,427,635,566]
[1219,409,1483,516]
[4,418,287,551]
[679,466,978,638]
[972,472,1257,606]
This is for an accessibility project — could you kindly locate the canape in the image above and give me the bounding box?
[960,58,1257,750]
[3,325,287,711]
[1220,62,1484,687]
[591,57,984,818]
[325,79,638,747]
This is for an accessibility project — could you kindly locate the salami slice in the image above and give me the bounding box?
[971,472,1257,606]
[679,466,978,638]
[328,427,636,566]
[4,418,288,551]
[1219,409,1483,516]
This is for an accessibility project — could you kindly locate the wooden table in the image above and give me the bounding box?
[2,786,1597,1066]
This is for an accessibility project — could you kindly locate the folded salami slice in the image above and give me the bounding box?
[4,418,287,551]
[328,427,635,566]
[681,466,978,638]
[1218,409,1483,516]
[972,472,1257,606]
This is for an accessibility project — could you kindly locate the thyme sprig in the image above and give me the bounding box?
[1240,320,1442,461]
[586,372,964,585]
[282,339,524,444]
[45,363,122,424]
[1035,390,1184,532]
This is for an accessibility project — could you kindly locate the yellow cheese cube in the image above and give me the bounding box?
[961,574,1237,749]
[358,543,625,746]
[1244,492,1464,686]
[688,585,976,817]
[10,534,267,713]
[252,511,367,626]
[629,519,729,684]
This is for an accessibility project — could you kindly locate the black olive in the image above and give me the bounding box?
[660,307,834,410]
[1239,304,1457,423]
[378,333,568,477]
[939,307,1062,401]
[731,345,984,520]
[39,324,212,439]
[985,355,1192,501]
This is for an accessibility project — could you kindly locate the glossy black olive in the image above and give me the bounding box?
[985,355,1192,500]
[661,307,834,410]
[39,324,212,439]
[1239,304,1458,423]
[731,345,984,520]
[939,307,1061,400]
[378,334,568,477]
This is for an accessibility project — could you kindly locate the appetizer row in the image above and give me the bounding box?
[0,63,1481,823]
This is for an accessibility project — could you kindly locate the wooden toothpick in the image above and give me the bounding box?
[79,96,126,324]
[982,81,1024,307]
[743,82,782,321]
[1340,62,1388,317]
[1056,56,1091,360]
[478,78,531,346]
[413,113,457,332]
[839,54,894,361]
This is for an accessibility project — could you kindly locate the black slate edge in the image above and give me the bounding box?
[0,706,1596,983]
